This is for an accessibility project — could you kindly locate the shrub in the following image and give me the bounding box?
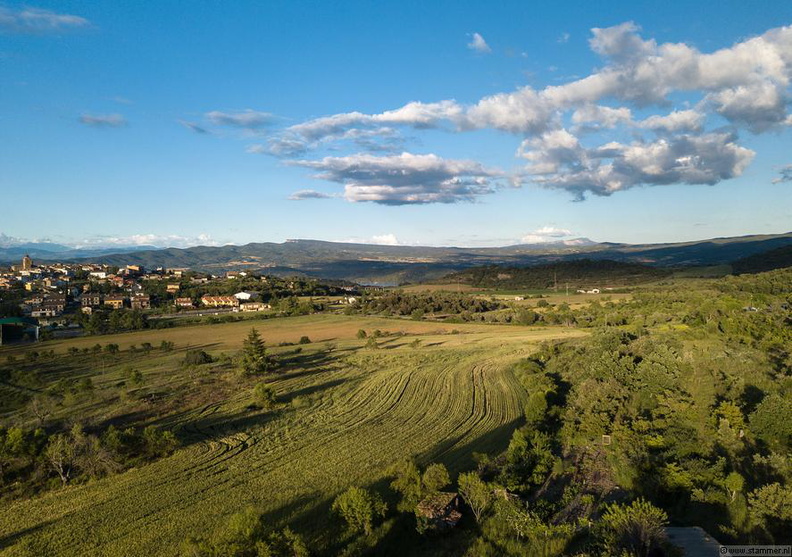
[183,350,213,366]
[254,383,277,409]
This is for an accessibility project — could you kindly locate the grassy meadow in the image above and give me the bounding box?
[0,314,584,555]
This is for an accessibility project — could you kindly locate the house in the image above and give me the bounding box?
[586,289,600,294]
[166,283,181,294]
[234,291,258,301]
[415,492,462,530]
[81,293,102,308]
[104,295,126,310]
[31,302,63,318]
[131,294,151,310]
[89,271,108,280]
[200,296,240,308]
[175,297,195,308]
[25,294,46,306]
[240,302,269,312]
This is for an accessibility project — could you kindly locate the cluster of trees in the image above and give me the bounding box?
[444,259,669,290]
[0,423,178,499]
[357,292,503,319]
[470,322,792,548]
[72,308,150,334]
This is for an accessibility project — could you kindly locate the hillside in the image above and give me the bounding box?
[732,244,792,274]
[441,259,671,290]
[5,232,792,285]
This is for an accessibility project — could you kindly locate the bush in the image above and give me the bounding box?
[598,498,668,556]
[183,350,213,366]
[254,383,277,409]
[298,336,311,345]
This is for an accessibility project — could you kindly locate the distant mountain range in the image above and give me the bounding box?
[2,232,791,284]
[0,243,160,262]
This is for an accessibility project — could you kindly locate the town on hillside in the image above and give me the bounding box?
[0,255,361,344]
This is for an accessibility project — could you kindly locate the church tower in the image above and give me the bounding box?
[21,254,32,271]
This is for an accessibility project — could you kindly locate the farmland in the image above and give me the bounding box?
[0,314,584,555]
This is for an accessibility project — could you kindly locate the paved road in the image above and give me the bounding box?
[666,527,722,556]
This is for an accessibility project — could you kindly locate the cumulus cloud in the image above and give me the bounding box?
[572,104,633,128]
[79,113,127,128]
[288,189,335,200]
[233,22,792,203]
[636,110,704,132]
[206,109,273,129]
[0,6,90,34]
[520,226,573,243]
[706,81,789,132]
[468,32,492,53]
[520,130,754,199]
[772,164,792,184]
[289,152,507,205]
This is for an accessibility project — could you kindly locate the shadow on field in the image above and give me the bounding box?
[174,407,282,445]
[283,378,348,403]
[422,417,524,472]
[0,519,56,552]
[277,349,336,372]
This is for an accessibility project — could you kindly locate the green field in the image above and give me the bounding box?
[0,315,584,556]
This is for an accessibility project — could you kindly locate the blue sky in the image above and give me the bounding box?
[1,1,792,248]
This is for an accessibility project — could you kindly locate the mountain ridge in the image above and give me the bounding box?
[3,232,791,284]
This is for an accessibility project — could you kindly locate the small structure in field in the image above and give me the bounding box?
[416,492,462,531]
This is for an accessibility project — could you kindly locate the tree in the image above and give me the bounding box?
[240,328,269,375]
[389,459,424,512]
[599,499,668,557]
[332,486,387,535]
[357,329,367,339]
[45,433,76,485]
[422,463,450,494]
[748,483,792,541]
[724,471,745,502]
[458,471,492,523]
[298,336,311,345]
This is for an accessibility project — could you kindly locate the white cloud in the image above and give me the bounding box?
[205,109,273,129]
[72,233,221,249]
[79,114,127,128]
[520,226,574,244]
[706,81,789,132]
[289,152,507,205]
[468,32,492,53]
[572,104,633,128]
[636,110,704,132]
[0,7,90,34]
[371,234,401,245]
[557,32,570,44]
[520,130,755,198]
[229,21,792,202]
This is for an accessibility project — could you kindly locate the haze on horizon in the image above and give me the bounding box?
[2,1,792,249]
